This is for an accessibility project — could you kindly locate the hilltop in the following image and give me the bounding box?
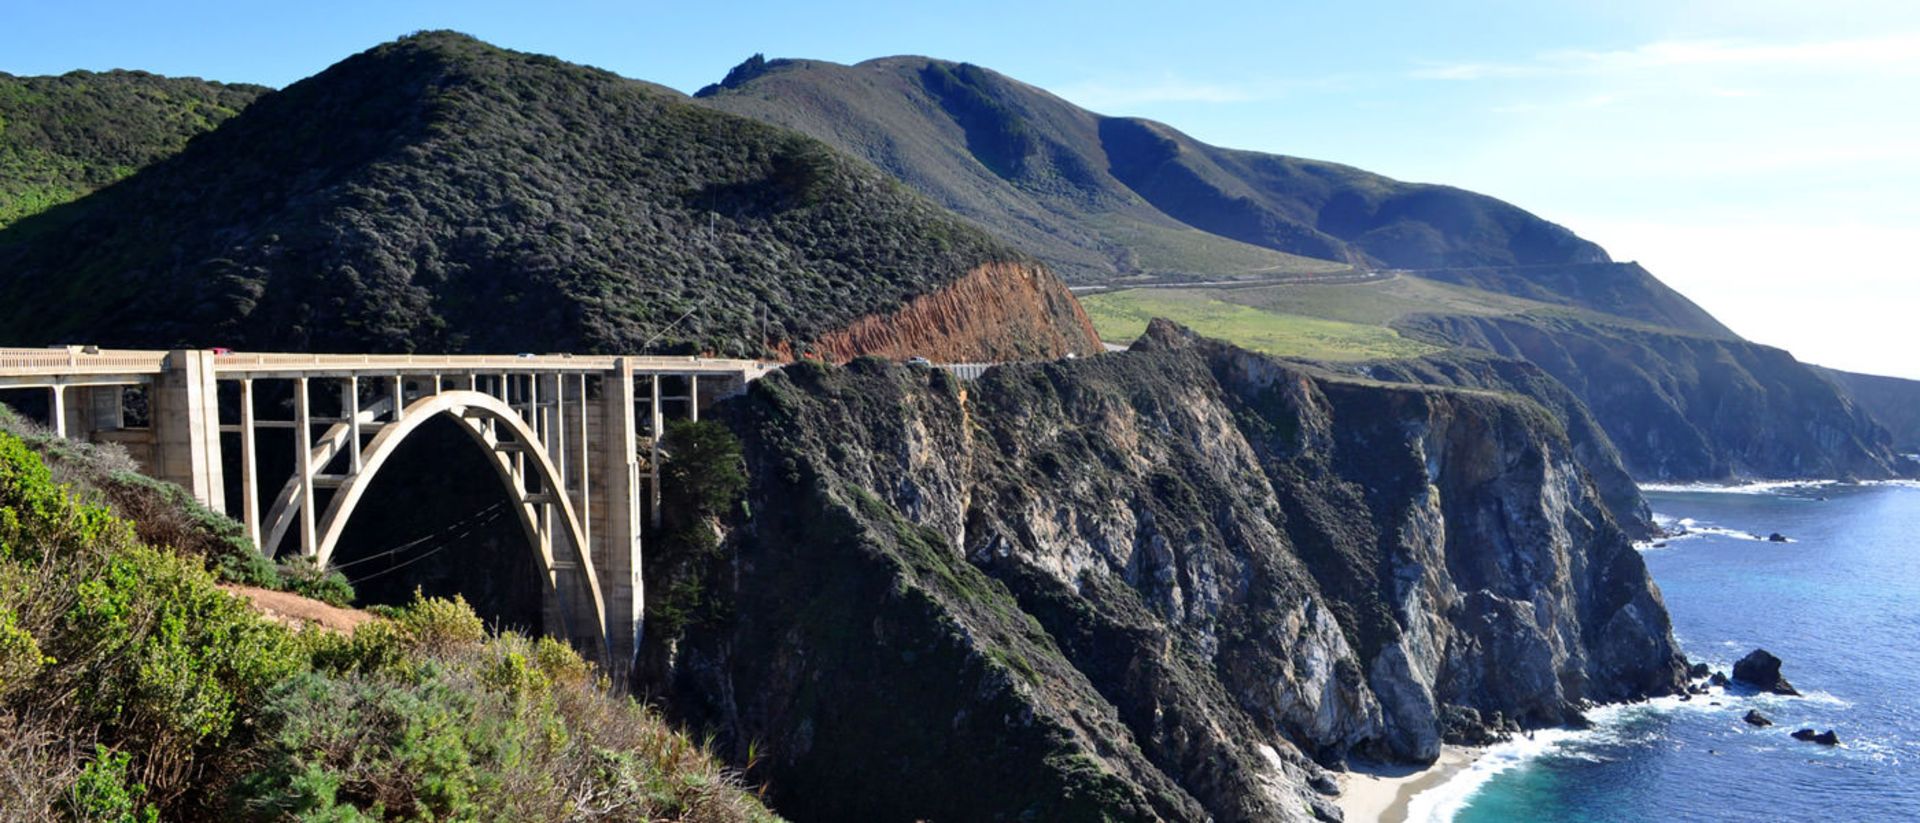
[0,69,265,229]
[0,33,1096,361]
[697,55,1605,284]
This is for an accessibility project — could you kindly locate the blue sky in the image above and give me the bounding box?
[5,0,1916,376]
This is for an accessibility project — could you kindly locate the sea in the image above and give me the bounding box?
[1409,479,1920,822]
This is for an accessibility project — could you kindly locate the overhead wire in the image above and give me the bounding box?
[347,505,510,586]
[326,500,508,571]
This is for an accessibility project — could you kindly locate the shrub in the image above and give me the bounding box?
[0,429,777,821]
[0,608,49,698]
[66,746,158,823]
[278,555,357,607]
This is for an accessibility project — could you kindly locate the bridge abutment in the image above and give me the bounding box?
[151,350,227,513]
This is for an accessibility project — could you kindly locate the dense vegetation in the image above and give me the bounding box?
[0,32,1023,357]
[918,62,1038,178]
[0,425,777,820]
[0,70,264,229]
[698,55,1607,283]
[0,405,352,605]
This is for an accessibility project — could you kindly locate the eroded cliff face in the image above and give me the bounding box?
[1397,313,1902,482]
[786,260,1104,363]
[659,321,1685,822]
[1359,349,1655,538]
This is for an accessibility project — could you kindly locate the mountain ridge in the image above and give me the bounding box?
[696,53,1609,284]
[0,32,1095,361]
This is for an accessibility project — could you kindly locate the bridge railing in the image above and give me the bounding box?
[934,362,995,381]
[0,348,168,375]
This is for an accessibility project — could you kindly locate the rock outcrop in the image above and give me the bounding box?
[1362,348,1654,537]
[657,321,1687,821]
[1732,649,1799,696]
[790,260,1102,363]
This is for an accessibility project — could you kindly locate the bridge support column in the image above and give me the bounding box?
[596,360,644,683]
[151,350,227,513]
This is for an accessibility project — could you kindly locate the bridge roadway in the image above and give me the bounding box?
[0,346,777,681]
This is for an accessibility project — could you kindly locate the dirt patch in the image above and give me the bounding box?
[220,584,371,633]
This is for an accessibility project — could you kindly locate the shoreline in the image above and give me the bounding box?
[1334,745,1480,823]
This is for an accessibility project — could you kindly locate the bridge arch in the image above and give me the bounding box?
[310,390,608,653]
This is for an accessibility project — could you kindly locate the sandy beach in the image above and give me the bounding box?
[1333,746,1479,823]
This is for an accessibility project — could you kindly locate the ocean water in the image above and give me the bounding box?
[1415,481,1920,822]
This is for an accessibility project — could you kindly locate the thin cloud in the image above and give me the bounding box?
[1413,33,1920,80]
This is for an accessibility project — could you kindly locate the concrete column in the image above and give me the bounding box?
[689,373,700,422]
[597,360,644,682]
[649,374,663,528]
[294,377,317,558]
[151,350,227,513]
[49,385,67,438]
[345,377,363,474]
[239,378,261,552]
[576,373,590,550]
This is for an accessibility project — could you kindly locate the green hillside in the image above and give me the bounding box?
[0,33,1041,358]
[1082,288,1441,361]
[697,55,1607,284]
[0,70,265,229]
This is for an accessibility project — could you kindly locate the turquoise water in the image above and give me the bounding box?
[1425,482,1920,822]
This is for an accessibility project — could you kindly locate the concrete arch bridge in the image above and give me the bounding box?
[0,347,776,677]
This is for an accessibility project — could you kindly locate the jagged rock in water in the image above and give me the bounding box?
[657,321,1687,821]
[1744,710,1774,727]
[1733,649,1800,696]
[1791,728,1840,746]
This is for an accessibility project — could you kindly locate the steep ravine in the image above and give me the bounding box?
[656,321,1686,822]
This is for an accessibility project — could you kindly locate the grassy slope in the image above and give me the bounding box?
[0,70,266,230]
[696,57,1380,283]
[699,55,1607,283]
[0,33,1027,358]
[1082,288,1440,361]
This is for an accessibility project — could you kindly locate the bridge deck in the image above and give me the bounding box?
[0,348,772,387]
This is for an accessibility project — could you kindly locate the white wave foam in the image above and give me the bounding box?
[1637,514,1779,545]
[1404,727,1588,823]
[1403,687,1848,821]
[1639,479,1838,495]
[1643,478,1920,494]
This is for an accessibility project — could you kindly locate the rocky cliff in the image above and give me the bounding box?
[1820,367,1920,454]
[1358,348,1654,538]
[656,321,1685,821]
[1398,313,1904,481]
[780,260,1101,363]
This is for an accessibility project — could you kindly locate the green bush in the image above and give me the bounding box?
[66,746,158,823]
[648,421,748,640]
[0,608,49,698]
[278,555,357,607]
[0,429,777,820]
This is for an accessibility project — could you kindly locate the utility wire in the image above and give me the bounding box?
[347,506,509,586]
[329,500,508,572]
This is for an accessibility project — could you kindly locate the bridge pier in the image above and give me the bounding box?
[152,350,227,514]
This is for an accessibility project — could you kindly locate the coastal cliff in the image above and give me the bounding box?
[781,260,1102,363]
[1398,313,1904,482]
[654,321,1686,821]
